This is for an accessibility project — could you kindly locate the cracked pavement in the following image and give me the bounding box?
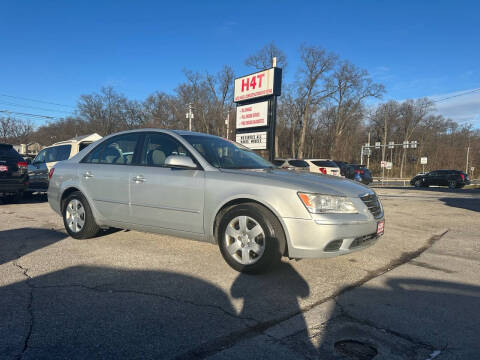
[0,188,479,359]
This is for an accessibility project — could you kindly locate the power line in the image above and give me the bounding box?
[0,93,75,109]
[0,110,60,120]
[0,100,74,115]
[432,88,480,103]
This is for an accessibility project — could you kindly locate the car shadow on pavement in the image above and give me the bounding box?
[0,228,67,266]
[439,197,480,212]
[1,260,479,359]
[0,193,48,205]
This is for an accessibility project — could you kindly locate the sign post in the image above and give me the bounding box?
[234,67,282,161]
[420,157,428,174]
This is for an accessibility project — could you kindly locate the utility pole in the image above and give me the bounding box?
[367,131,371,169]
[382,114,387,181]
[466,146,470,174]
[186,103,194,131]
[225,113,229,139]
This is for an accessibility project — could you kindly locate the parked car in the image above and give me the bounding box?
[48,129,385,273]
[0,143,29,201]
[410,170,470,189]
[350,164,373,185]
[333,160,355,180]
[305,159,341,176]
[273,158,310,172]
[27,133,102,193]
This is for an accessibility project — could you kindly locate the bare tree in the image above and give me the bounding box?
[328,61,385,159]
[245,42,287,70]
[296,44,337,158]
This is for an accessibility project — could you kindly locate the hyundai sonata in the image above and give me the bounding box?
[48,129,384,273]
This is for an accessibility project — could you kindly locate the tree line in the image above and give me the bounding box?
[1,42,478,178]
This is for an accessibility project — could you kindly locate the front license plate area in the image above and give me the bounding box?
[377,220,385,235]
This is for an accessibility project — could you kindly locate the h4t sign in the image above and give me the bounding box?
[234,68,282,102]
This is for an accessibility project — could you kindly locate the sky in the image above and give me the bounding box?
[1,0,479,127]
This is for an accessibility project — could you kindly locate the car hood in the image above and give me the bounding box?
[219,168,373,197]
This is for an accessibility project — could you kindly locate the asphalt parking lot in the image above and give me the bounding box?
[1,187,479,360]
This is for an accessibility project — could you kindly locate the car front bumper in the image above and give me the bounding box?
[282,216,384,258]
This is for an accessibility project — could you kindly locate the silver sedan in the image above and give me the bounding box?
[48,129,384,273]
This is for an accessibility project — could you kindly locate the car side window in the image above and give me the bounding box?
[82,133,140,165]
[141,133,190,167]
[83,143,104,164]
[46,145,72,162]
[34,149,47,163]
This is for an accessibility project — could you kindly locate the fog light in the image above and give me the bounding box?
[324,239,343,252]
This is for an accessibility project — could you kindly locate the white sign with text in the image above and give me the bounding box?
[236,131,268,150]
[236,101,269,129]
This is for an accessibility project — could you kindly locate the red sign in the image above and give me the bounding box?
[234,68,279,102]
[377,220,385,235]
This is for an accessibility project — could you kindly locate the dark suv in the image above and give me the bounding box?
[350,164,373,185]
[410,170,470,189]
[0,143,29,201]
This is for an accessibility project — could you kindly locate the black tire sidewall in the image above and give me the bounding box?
[62,191,99,239]
[217,204,285,274]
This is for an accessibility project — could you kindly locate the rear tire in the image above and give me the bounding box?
[62,191,100,239]
[217,203,286,274]
[448,180,457,189]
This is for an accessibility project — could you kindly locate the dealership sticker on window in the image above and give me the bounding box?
[236,132,268,150]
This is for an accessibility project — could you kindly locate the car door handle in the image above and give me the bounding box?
[132,175,146,183]
[83,171,94,179]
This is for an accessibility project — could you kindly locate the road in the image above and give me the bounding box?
[0,187,479,359]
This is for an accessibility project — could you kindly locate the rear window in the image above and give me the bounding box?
[288,160,309,167]
[0,144,21,159]
[45,145,72,162]
[311,160,337,167]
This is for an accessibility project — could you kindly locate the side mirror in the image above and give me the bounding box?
[164,155,197,169]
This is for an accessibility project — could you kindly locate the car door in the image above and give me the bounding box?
[425,171,437,186]
[78,133,141,224]
[129,132,205,234]
[28,148,49,191]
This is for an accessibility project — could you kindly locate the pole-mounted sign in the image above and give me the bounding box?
[234,66,282,161]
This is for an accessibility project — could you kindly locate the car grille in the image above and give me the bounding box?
[360,193,382,218]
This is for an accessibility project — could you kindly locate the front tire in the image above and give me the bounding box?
[217,203,286,274]
[414,179,422,187]
[63,191,100,239]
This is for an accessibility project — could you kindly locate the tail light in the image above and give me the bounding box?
[460,173,465,180]
[48,167,55,179]
[318,167,327,174]
[17,161,28,170]
[355,169,365,175]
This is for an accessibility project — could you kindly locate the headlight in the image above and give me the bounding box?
[298,192,357,214]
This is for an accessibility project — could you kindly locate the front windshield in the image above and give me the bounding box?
[181,134,273,170]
